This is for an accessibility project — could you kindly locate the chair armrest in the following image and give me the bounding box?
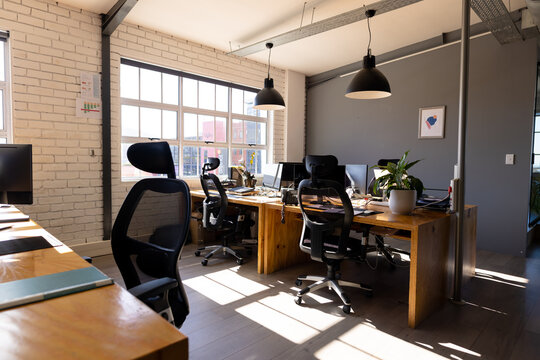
[129,277,177,299]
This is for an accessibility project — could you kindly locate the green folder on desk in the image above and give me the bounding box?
[0,267,114,310]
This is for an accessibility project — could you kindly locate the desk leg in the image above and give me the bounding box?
[257,204,265,274]
[408,216,451,328]
[263,206,308,274]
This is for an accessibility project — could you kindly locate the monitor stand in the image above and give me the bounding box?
[0,191,7,205]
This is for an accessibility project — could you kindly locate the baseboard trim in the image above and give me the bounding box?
[71,240,112,258]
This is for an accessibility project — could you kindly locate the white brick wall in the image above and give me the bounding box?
[0,0,287,246]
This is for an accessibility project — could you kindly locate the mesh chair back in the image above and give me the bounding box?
[200,158,228,230]
[298,155,354,262]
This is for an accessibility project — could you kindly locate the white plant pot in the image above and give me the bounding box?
[388,189,417,215]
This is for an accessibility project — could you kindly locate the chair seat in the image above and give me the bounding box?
[300,236,358,259]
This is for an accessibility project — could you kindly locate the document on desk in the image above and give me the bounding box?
[0,267,114,310]
[305,204,381,216]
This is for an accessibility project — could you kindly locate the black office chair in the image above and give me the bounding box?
[294,155,372,314]
[112,141,190,328]
[367,158,410,266]
[194,157,248,266]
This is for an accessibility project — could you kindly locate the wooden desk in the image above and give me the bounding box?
[190,189,280,273]
[262,202,477,328]
[0,208,188,359]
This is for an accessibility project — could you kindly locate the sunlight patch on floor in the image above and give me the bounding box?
[258,292,344,331]
[206,268,269,296]
[184,276,244,305]
[327,322,450,360]
[236,301,319,344]
[439,343,481,357]
[315,339,377,359]
[475,268,528,284]
[290,286,334,304]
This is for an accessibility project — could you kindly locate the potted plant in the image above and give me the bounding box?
[373,151,423,215]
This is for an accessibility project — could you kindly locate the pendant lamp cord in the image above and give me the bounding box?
[366,12,372,55]
[267,46,272,79]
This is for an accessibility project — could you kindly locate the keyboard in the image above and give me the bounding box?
[228,186,255,194]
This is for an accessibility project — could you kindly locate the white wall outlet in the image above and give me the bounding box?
[505,154,515,165]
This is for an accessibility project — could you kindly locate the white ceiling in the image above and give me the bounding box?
[60,0,526,76]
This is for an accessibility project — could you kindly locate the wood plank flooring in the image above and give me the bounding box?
[92,242,540,360]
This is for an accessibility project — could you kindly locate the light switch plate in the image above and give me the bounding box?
[505,154,515,165]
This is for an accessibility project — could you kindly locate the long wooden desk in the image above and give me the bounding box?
[0,207,188,359]
[190,189,280,273]
[263,202,477,328]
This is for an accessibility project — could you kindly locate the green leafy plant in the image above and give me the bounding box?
[373,151,423,197]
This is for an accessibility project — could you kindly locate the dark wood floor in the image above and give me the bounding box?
[93,242,540,360]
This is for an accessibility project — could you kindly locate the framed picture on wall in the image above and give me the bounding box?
[418,106,446,139]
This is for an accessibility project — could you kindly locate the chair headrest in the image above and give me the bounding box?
[377,159,399,167]
[203,157,220,173]
[304,155,338,179]
[127,142,176,179]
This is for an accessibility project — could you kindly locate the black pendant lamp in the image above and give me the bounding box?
[254,43,285,111]
[345,9,391,99]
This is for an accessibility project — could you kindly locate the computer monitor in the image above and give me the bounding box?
[0,144,33,204]
[262,163,281,190]
[280,162,308,189]
[345,164,368,194]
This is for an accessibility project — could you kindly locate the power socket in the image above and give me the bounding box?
[450,178,459,213]
[505,154,515,165]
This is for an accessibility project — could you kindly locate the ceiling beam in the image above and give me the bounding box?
[102,0,138,36]
[229,0,423,57]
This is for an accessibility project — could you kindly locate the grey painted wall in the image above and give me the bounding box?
[306,35,537,256]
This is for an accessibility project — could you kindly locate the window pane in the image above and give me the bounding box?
[215,117,226,143]
[140,107,161,138]
[120,64,139,99]
[257,122,266,145]
[232,119,243,144]
[0,138,6,144]
[163,110,177,140]
[140,68,161,102]
[0,89,3,130]
[231,148,243,166]
[216,85,228,112]
[122,143,151,179]
[170,145,179,177]
[244,121,257,145]
[535,154,540,165]
[162,73,179,105]
[183,146,198,176]
[244,91,256,116]
[232,88,243,114]
[535,116,540,132]
[183,78,197,107]
[184,113,197,140]
[121,105,138,137]
[259,109,267,118]
[200,147,228,175]
[199,81,215,110]
[535,133,540,155]
[0,42,4,82]
[198,115,214,142]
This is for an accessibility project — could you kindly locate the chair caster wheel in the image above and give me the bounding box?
[342,305,351,314]
[201,259,208,266]
[194,251,201,257]
[236,259,244,265]
[294,296,302,305]
[295,279,302,286]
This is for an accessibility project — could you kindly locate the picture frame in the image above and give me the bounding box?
[418,106,446,139]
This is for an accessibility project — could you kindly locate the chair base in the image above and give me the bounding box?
[195,244,244,266]
[374,235,410,266]
[295,265,372,314]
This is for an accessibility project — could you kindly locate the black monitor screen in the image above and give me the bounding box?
[0,144,32,204]
[280,162,308,189]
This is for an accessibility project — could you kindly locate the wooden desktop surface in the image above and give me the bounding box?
[0,210,188,359]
